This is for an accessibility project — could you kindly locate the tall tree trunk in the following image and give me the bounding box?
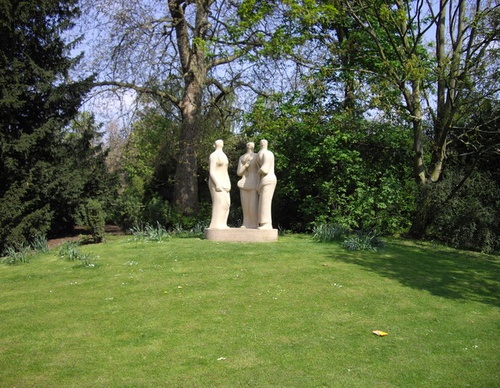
[174,84,201,214]
[169,0,209,214]
[408,82,432,238]
[335,25,357,113]
[408,183,438,238]
[410,0,468,236]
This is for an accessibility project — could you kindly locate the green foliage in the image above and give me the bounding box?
[2,243,30,265]
[58,241,81,261]
[428,169,500,253]
[30,235,49,254]
[0,196,53,248]
[142,196,173,227]
[188,221,209,235]
[2,234,48,265]
[143,222,169,242]
[128,218,210,241]
[312,222,383,250]
[128,222,170,243]
[168,220,208,239]
[78,199,106,243]
[342,230,384,251]
[244,93,415,234]
[236,0,275,30]
[0,0,96,250]
[123,110,178,185]
[110,175,145,230]
[312,223,350,242]
[58,240,96,267]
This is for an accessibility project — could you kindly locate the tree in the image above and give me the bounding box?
[337,0,500,236]
[0,0,94,249]
[62,112,116,226]
[78,0,287,215]
[241,0,498,239]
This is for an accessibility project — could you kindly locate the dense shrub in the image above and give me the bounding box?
[78,199,105,243]
[244,95,416,234]
[109,175,145,230]
[0,194,53,249]
[428,169,500,253]
[142,196,173,227]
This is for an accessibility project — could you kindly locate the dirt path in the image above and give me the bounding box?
[47,225,124,249]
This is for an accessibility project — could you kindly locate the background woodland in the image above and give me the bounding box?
[1,0,499,253]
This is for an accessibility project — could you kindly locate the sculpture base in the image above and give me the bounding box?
[204,227,278,242]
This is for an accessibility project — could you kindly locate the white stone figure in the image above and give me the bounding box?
[256,139,277,230]
[208,139,231,229]
[237,142,260,228]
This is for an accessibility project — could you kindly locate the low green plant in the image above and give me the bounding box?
[169,220,208,238]
[77,252,97,268]
[128,223,147,241]
[2,243,30,265]
[342,230,384,251]
[129,222,170,242]
[171,221,185,234]
[2,236,49,265]
[277,224,290,236]
[145,222,169,242]
[190,221,208,235]
[58,241,81,261]
[312,223,350,242]
[58,241,97,267]
[30,235,48,253]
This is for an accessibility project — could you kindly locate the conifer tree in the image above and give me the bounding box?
[0,0,93,249]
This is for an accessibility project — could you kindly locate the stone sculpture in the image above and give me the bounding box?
[237,142,259,228]
[205,138,278,242]
[256,139,277,230]
[208,139,231,229]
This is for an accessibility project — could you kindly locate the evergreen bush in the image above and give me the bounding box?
[78,199,105,243]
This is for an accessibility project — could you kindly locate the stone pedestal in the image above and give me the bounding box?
[204,228,278,242]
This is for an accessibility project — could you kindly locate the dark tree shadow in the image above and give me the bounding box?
[332,239,500,307]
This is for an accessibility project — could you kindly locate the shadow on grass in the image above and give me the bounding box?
[333,239,500,307]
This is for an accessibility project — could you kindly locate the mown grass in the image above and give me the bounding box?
[1,234,498,387]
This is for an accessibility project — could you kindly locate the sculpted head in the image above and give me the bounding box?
[214,139,224,149]
[260,139,268,149]
[246,142,255,151]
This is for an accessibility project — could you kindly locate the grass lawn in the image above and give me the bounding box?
[1,234,499,387]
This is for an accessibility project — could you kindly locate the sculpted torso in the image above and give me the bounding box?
[256,140,277,229]
[237,142,260,228]
[208,140,231,229]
